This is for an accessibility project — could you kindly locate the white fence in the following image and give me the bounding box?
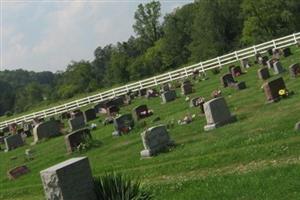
[1,32,299,129]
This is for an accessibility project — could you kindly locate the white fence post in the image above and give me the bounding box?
[272,40,277,48]
[253,45,257,54]
[168,72,173,81]
[217,57,221,68]
[234,51,238,60]
[293,33,297,43]
[184,67,188,77]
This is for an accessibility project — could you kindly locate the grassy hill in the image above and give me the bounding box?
[1,46,300,200]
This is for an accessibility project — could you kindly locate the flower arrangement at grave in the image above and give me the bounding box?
[278,89,289,98]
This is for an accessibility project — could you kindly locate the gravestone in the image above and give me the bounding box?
[107,105,120,116]
[263,77,286,103]
[240,58,250,68]
[257,68,270,80]
[7,165,30,180]
[70,110,83,119]
[140,125,174,157]
[283,48,291,57]
[273,61,285,74]
[294,122,300,131]
[83,109,97,122]
[40,157,96,200]
[181,81,193,95]
[161,90,176,103]
[33,120,61,143]
[113,114,134,136]
[9,123,18,134]
[233,81,247,90]
[272,48,281,59]
[145,88,159,98]
[220,73,237,87]
[289,63,300,78]
[160,83,171,92]
[138,88,147,97]
[4,134,24,151]
[230,66,243,77]
[132,105,152,121]
[94,102,106,113]
[64,128,91,153]
[68,115,86,131]
[203,97,237,131]
[267,59,276,69]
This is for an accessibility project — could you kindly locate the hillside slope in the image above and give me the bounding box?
[0,46,300,200]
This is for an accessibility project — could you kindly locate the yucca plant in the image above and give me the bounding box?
[93,172,152,200]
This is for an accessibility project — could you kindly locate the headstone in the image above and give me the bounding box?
[263,77,286,103]
[273,61,285,74]
[7,165,30,180]
[160,83,171,92]
[257,68,270,80]
[181,81,193,95]
[145,88,159,98]
[140,125,174,157]
[283,48,291,57]
[161,90,176,103]
[233,81,247,90]
[295,122,300,131]
[272,48,281,59]
[203,97,237,131]
[107,105,119,116]
[40,157,96,200]
[70,110,83,119]
[9,123,17,134]
[138,88,147,97]
[220,73,236,87]
[132,105,152,121]
[83,109,97,122]
[68,115,86,131]
[230,66,243,77]
[289,63,300,78]
[267,59,276,69]
[4,134,24,151]
[33,120,61,143]
[113,114,134,136]
[261,56,268,66]
[64,128,92,153]
[240,59,250,68]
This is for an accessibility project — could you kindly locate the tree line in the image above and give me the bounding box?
[1,0,300,116]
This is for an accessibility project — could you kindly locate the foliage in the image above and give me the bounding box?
[93,173,152,200]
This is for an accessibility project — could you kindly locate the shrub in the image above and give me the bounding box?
[93,172,152,200]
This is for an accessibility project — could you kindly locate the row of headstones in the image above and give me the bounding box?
[1,78,194,153]
[37,95,239,199]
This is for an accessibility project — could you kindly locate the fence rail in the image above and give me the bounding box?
[1,32,299,129]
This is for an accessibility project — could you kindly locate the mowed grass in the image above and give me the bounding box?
[1,46,300,200]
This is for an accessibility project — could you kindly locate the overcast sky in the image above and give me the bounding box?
[1,0,193,72]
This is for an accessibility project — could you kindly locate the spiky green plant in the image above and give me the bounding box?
[93,172,152,200]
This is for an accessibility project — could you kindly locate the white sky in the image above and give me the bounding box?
[1,0,193,72]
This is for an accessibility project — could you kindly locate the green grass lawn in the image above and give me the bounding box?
[1,46,300,200]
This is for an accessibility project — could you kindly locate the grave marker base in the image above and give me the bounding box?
[204,116,237,131]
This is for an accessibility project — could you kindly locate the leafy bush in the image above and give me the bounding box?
[93,172,152,200]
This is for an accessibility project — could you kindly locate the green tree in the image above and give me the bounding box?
[189,0,243,62]
[133,1,162,51]
[161,3,195,69]
[241,0,300,45]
